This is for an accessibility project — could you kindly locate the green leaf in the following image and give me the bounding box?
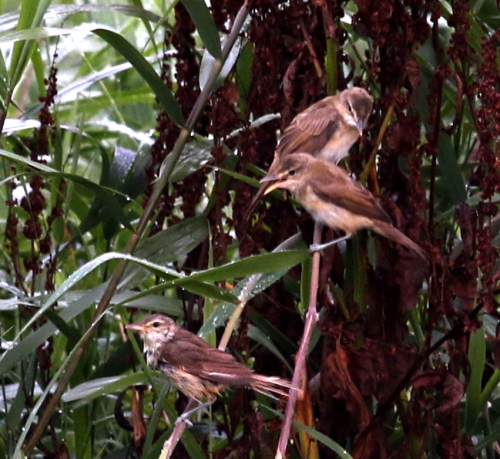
[180,0,221,59]
[42,310,81,348]
[119,216,210,288]
[260,406,354,458]
[247,310,298,356]
[437,133,467,205]
[110,291,184,317]
[170,136,217,182]
[0,286,107,377]
[476,413,500,451]
[465,325,485,432]
[92,28,185,127]
[247,324,292,371]
[0,26,81,43]
[91,341,136,379]
[62,373,149,403]
[8,0,51,89]
[236,41,254,117]
[173,250,309,285]
[199,36,242,90]
[0,48,9,103]
[6,355,37,432]
[79,146,149,235]
[292,420,354,458]
[0,148,135,231]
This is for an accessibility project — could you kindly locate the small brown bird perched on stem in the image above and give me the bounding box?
[126,314,292,421]
[260,153,427,259]
[245,87,373,219]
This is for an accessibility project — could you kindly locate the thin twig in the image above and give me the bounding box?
[159,398,197,458]
[276,222,323,458]
[298,15,323,80]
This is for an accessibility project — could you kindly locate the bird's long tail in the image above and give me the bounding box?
[374,222,427,260]
[250,374,295,399]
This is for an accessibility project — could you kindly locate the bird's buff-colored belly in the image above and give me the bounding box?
[298,187,373,235]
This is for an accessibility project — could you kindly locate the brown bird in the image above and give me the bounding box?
[245,87,373,219]
[126,314,292,404]
[260,153,426,259]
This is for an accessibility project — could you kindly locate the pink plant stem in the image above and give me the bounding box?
[276,222,323,458]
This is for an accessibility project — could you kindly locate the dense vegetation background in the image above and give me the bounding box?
[0,0,499,457]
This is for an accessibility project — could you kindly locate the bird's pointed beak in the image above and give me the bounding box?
[126,323,144,332]
[260,173,278,184]
[356,118,365,134]
[260,174,287,195]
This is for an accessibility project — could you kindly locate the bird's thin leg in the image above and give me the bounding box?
[174,401,214,426]
[309,233,353,252]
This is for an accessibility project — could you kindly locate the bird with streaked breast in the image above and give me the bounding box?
[260,153,427,259]
[245,87,373,219]
[126,314,292,402]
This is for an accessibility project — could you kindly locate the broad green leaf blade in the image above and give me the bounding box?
[247,324,292,371]
[261,406,354,458]
[110,291,184,317]
[0,4,163,32]
[0,148,134,231]
[91,341,136,379]
[176,250,309,284]
[6,355,37,432]
[62,373,149,403]
[437,133,467,205]
[0,26,85,43]
[142,279,238,304]
[0,47,9,102]
[181,0,221,59]
[8,0,48,87]
[13,311,108,458]
[0,286,106,376]
[236,40,254,116]
[292,420,354,459]
[170,136,217,182]
[92,28,185,127]
[247,310,298,356]
[199,36,242,90]
[119,216,210,288]
[465,325,485,432]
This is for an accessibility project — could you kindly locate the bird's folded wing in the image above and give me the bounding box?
[276,105,340,155]
[311,166,392,224]
[159,330,257,385]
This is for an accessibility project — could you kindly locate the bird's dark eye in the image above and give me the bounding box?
[288,169,296,176]
[347,101,354,115]
[152,321,161,328]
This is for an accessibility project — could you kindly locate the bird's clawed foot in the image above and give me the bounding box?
[309,234,353,253]
[309,243,325,253]
[175,414,193,427]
